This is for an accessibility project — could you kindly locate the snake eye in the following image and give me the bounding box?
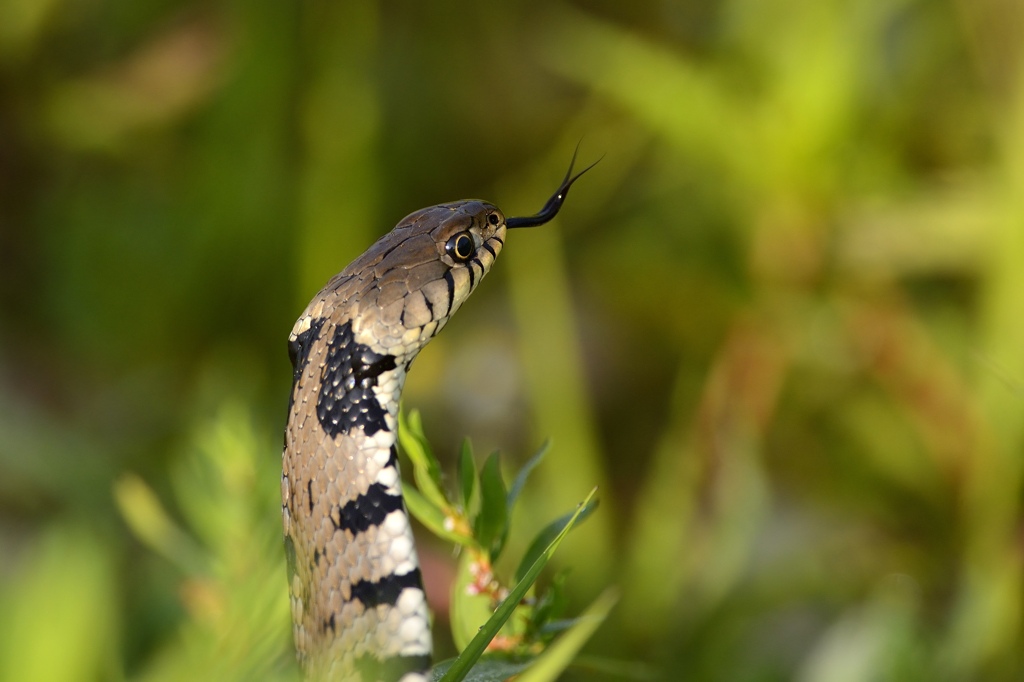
[446,232,475,262]
[487,212,501,226]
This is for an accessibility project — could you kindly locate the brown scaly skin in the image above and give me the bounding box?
[282,153,595,682]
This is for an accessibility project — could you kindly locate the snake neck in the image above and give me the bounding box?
[283,316,431,682]
[282,159,588,681]
[283,201,506,681]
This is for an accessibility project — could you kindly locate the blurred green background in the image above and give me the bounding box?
[2,0,1024,680]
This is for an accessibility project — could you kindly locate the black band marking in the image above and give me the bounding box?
[442,269,456,314]
[316,321,397,438]
[289,317,326,383]
[469,257,485,289]
[466,263,476,290]
[422,291,434,319]
[353,653,431,680]
[332,482,404,534]
[350,568,423,608]
[481,242,497,259]
[288,317,326,411]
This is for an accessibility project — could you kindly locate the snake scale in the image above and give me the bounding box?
[282,153,593,681]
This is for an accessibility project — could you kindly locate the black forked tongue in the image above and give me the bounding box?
[506,146,600,229]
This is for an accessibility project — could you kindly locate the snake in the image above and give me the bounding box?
[281,152,594,681]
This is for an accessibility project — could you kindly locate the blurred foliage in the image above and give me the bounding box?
[1,0,1024,680]
[397,410,609,680]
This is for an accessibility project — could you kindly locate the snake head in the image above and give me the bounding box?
[312,150,595,360]
[329,200,507,357]
[430,200,507,270]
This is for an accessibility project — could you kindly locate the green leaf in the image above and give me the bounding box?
[565,655,661,681]
[532,570,570,639]
[515,588,619,682]
[398,408,448,510]
[458,438,479,515]
[440,488,599,682]
[506,440,549,513]
[538,617,584,637]
[450,551,495,651]
[515,497,599,584]
[403,486,473,547]
[473,452,508,560]
[430,656,532,682]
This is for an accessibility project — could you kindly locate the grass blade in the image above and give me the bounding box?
[515,588,619,682]
[439,487,599,682]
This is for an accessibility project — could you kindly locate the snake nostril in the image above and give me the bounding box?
[487,212,500,226]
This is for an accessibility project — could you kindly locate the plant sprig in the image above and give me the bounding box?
[398,408,608,682]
